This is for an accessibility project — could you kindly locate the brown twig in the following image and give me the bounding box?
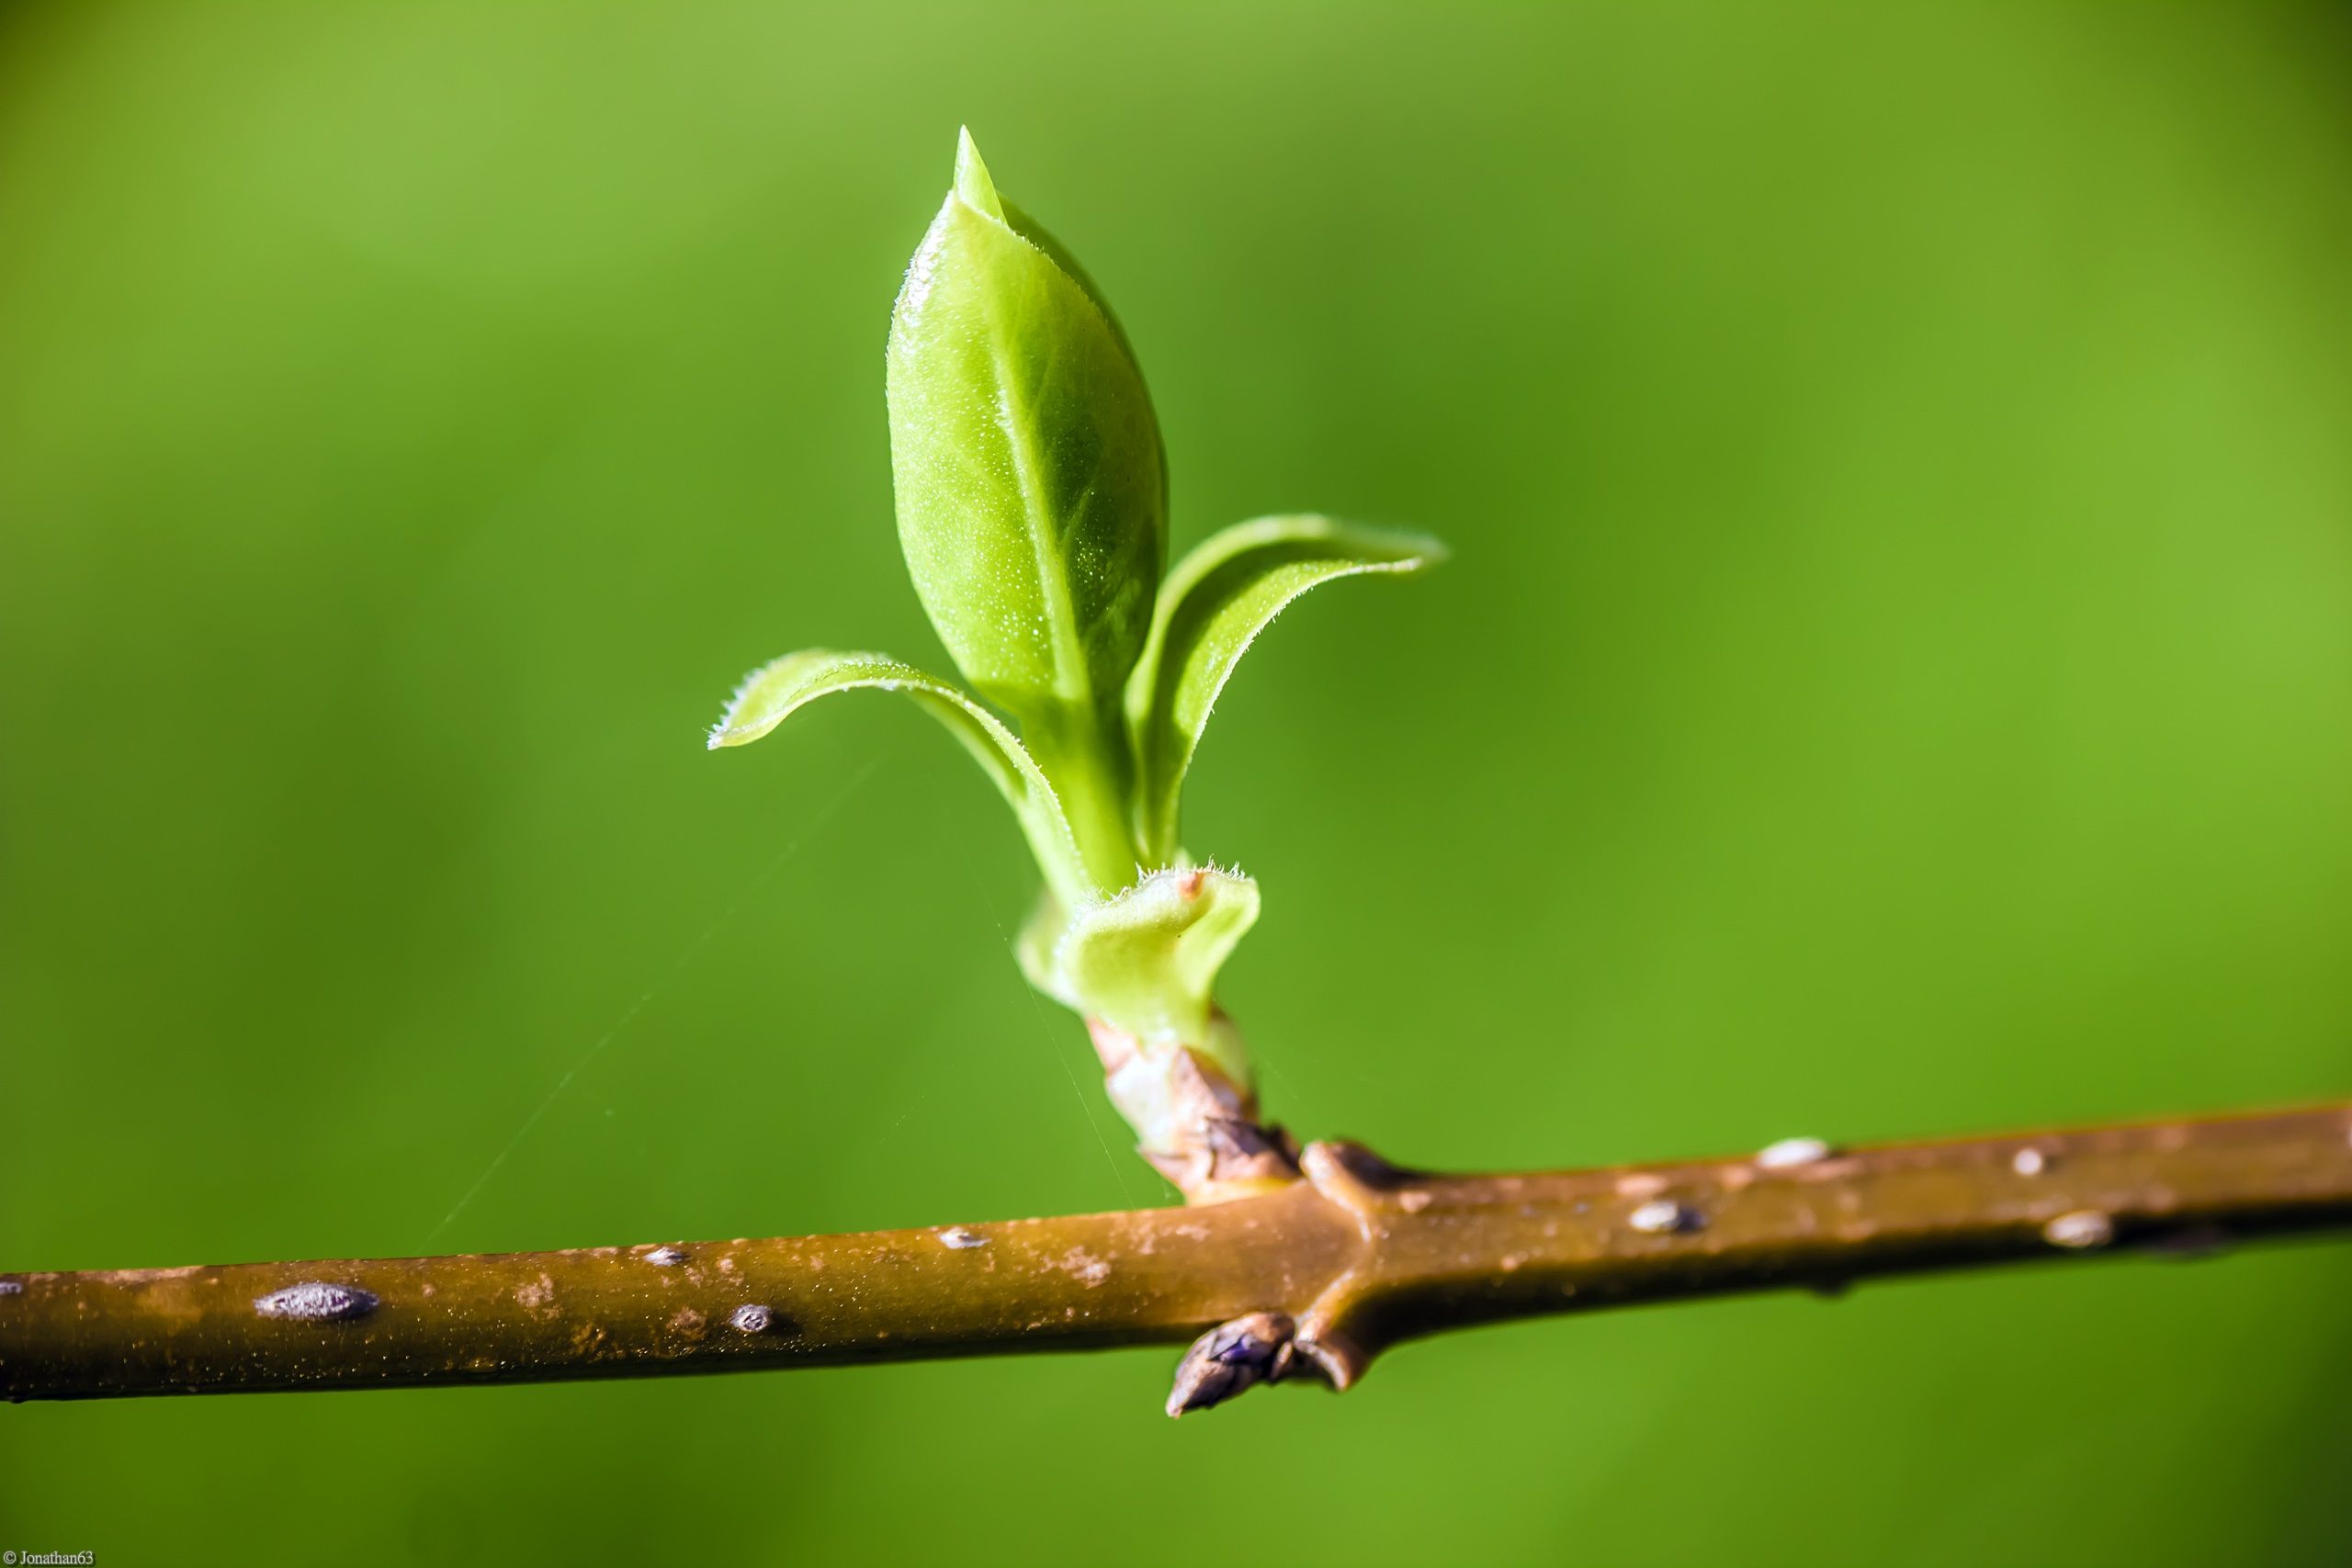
[6,1103,2348,1412]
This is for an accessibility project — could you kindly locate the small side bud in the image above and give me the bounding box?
[1166,1311,1295,1417]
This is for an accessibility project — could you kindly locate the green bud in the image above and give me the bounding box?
[888,130,1166,890]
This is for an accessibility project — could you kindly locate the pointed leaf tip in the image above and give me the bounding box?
[953,128,1003,220]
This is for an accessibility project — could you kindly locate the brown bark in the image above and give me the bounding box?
[5,1103,2348,1412]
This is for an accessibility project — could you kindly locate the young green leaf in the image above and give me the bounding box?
[709,649,1091,908]
[1125,515,1445,863]
[1031,866,1261,1085]
[887,130,1166,751]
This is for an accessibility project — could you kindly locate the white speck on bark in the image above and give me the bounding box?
[1629,1200,1695,1235]
[2043,1210,2114,1250]
[1757,1137,1833,1169]
[254,1282,378,1322]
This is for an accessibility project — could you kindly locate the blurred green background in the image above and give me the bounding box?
[5,2,2351,1562]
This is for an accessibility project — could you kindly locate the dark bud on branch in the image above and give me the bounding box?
[1166,1311,1296,1417]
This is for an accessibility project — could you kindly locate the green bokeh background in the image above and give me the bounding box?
[6,3,2351,1562]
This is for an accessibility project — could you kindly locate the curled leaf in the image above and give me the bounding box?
[709,649,1090,907]
[1024,866,1260,1085]
[1125,515,1444,863]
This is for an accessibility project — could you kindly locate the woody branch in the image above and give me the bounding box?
[5,1103,2348,1413]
